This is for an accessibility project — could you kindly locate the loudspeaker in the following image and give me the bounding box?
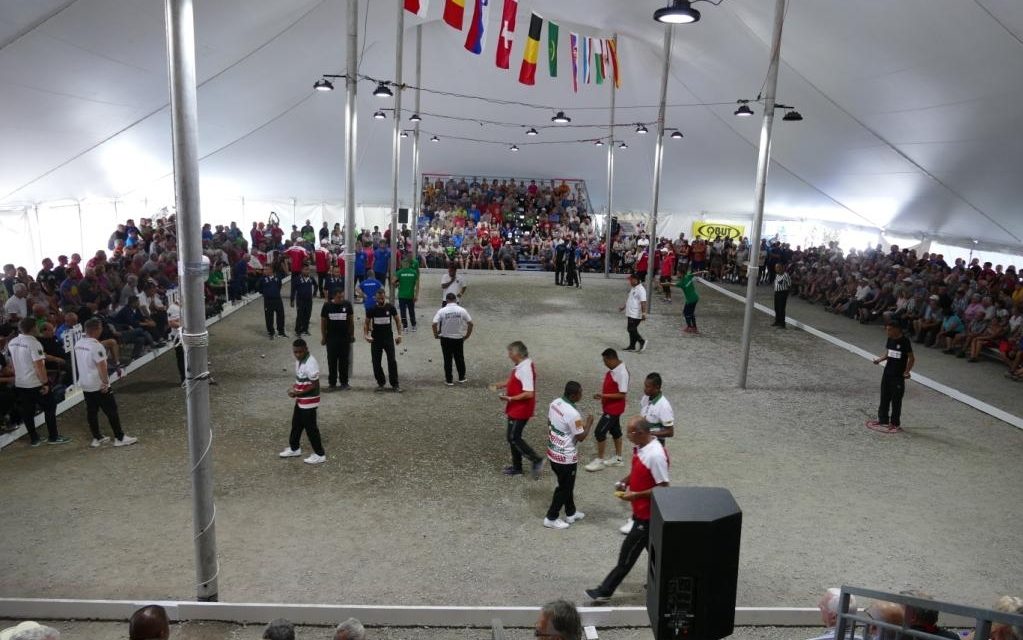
[398,208,409,224]
[647,487,742,640]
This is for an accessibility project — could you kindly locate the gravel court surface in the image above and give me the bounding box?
[0,272,1019,611]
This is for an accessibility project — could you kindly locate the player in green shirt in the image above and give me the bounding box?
[393,258,420,332]
[676,270,707,334]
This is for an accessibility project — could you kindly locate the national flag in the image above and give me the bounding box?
[464,0,491,55]
[495,0,517,69]
[547,20,559,77]
[607,37,621,88]
[443,0,465,28]
[581,36,590,84]
[518,12,543,85]
[569,33,579,92]
[594,39,605,85]
[404,0,429,17]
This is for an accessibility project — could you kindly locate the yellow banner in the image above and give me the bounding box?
[691,221,745,241]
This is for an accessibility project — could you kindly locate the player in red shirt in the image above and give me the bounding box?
[585,416,670,603]
[491,340,544,479]
[585,349,629,472]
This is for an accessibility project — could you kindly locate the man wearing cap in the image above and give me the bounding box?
[432,293,474,386]
[868,318,914,433]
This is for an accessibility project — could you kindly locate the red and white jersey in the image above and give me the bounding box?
[284,245,308,273]
[294,355,320,409]
[629,439,670,520]
[547,397,583,464]
[505,358,536,420]
[314,248,331,273]
[601,363,629,416]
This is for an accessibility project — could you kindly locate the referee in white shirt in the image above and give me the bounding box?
[432,292,474,386]
[773,263,791,329]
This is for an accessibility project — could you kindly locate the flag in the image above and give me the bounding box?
[569,33,579,92]
[464,0,491,55]
[607,37,621,88]
[581,36,590,84]
[518,12,543,85]
[495,0,517,69]
[443,0,465,28]
[404,0,429,17]
[594,39,605,85]
[547,20,559,77]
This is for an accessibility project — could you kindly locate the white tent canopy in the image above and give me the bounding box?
[2,0,1022,262]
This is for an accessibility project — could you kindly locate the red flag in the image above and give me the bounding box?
[607,38,621,88]
[404,0,429,18]
[496,0,518,69]
[443,0,466,29]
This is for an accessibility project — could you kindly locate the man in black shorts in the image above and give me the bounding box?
[585,348,629,472]
[363,289,402,393]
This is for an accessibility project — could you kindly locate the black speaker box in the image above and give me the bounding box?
[398,208,409,224]
[647,487,742,640]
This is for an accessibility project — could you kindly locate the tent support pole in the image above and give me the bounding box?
[738,0,787,389]
[388,0,404,302]
[604,35,616,279]
[644,25,672,313]
[163,0,219,602]
[343,0,359,365]
[411,25,422,265]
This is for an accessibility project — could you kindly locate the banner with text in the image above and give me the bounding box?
[691,221,745,241]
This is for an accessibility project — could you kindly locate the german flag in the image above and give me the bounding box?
[518,12,543,85]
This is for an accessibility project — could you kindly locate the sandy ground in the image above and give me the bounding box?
[0,271,1020,614]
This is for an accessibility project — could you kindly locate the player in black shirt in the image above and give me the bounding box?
[363,289,403,392]
[868,318,915,433]
[320,288,354,391]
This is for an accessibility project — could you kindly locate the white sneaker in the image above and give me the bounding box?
[90,436,111,448]
[584,458,606,472]
[114,435,138,447]
[619,518,634,535]
[303,453,327,465]
[566,512,586,524]
[608,455,624,467]
[279,448,303,458]
[641,339,650,352]
[543,518,570,530]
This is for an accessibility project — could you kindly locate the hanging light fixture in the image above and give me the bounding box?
[372,82,393,98]
[594,139,604,147]
[373,110,387,120]
[783,109,804,122]
[670,130,684,139]
[525,127,538,136]
[635,123,648,134]
[551,111,571,124]
[654,0,701,24]
[313,79,334,92]
[409,113,422,122]
[430,135,440,142]
[619,142,628,149]
[400,130,409,138]
[510,144,519,152]
[734,101,754,117]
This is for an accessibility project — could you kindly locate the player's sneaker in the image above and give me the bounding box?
[114,435,138,447]
[584,458,607,472]
[279,447,303,458]
[584,588,611,603]
[456,378,467,384]
[620,518,634,535]
[865,419,891,433]
[531,458,545,480]
[566,512,586,524]
[543,518,570,530]
[641,339,650,352]
[502,466,523,476]
[607,455,624,467]
[47,436,72,445]
[885,425,904,433]
[90,436,111,448]
[303,453,327,465]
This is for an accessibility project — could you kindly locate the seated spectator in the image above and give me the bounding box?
[901,590,959,640]
[863,601,904,640]
[536,599,583,640]
[334,618,366,640]
[129,604,170,640]
[806,588,860,640]
[263,618,295,640]
[112,296,161,359]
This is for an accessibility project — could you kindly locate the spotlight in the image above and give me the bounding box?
[400,130,409,138]
[313,79,334,92]
[430,135,440,142]
[619,142,628,149]
[671,130,684,139]
[734,102,754,117]
[373,110,387,120]
[373,82,393,98]
[409,113,422,122]
[635,124,648,134]
[526,128,538,136]
[783,110,804,122]
[654,0,701,24]
[510,145,519,152]
[551,111,571,124]
[594,139,604,146]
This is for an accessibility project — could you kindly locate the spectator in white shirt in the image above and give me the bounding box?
[4,283,28,322]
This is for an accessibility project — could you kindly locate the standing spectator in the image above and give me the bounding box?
[75,319,138,448]
[128,604,170,640]
[320,288,355,391]
[289,264,316,336]
[585,348,629,472]
[440,263,467,305]
[9,318,71,446]
[658,248,675,302]
[492,340,544,478]
[585,417,670,603]
[259,266,286,339]
[431,293,474,386]
[773,263,791,329]
[364,289,403,393]
[543,381,593,530]
[314,242,332,297]
[535,600,583,640]
[676,270,705,334]
[394,258,420,332]
[620,274,647,352]
[868,318,914,433]
[278,338,326,465]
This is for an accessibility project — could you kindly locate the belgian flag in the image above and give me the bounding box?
[518,12,543,85]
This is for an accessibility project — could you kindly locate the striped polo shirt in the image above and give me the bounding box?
[294,354,320,409]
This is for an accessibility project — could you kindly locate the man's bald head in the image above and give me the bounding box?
[129,605,170,640]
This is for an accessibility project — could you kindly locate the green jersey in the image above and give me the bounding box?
[676,273,699,303]
[395,267,419,300]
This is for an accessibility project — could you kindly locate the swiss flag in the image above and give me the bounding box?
[495,0,517,69]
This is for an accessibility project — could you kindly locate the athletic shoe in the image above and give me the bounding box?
[411,326,418,333]
[278,332,289,338]
[607,455,623,467]
[543,518,570,530]
[303,453,327,465]
[623,347,637,353]
[620,518,634,535]
[566,512,586,524]
[456,378,467,384]
[338,384,351,391]
[584,588,611,603]
[641,339,649,352]
[501,466,524,476]
[29,439,43,448]
[531,458,545,480]
[268,333,275,339]
[374,385,387,393]
[392,386,402,393]
[114,435,138,447]
[90,436,111,448]
[445,381,455,387]
[279,447,303,458]
[584,458,607,472]
[865,419,892,433]
[885,425,905,434]
[47,436,72,445]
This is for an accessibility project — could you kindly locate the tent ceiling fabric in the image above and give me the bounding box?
[1,0,1021,250]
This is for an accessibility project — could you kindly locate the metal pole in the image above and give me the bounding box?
[388,0,404,302]
[738,0,787,389]
[343,0,358,336]
[411,25,422,266]
[163,0,219,602]
[644,25,672,313]
[604,34,617,279]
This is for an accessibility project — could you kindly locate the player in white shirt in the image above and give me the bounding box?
[544,381,595,530]
[8,318,70,446]
[440,263,467,305]
[639,373,675,444]
[75,318,138,448]
[620,273,648,352]
[432,293,474,385]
